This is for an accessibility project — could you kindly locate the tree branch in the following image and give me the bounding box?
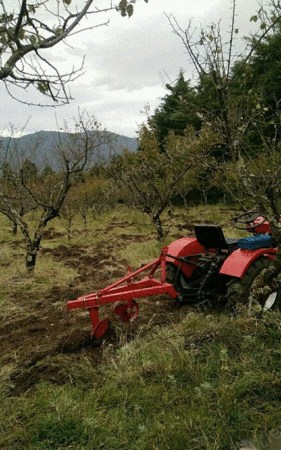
[232,13,281,82]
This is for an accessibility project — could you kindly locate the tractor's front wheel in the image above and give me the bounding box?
[226,257,278,313]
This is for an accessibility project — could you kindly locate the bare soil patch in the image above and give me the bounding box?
[0,221,196,396]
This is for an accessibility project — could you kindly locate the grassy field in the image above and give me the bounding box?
[0,204,281,450]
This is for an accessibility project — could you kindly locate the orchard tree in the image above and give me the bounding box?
[0,163,37,234]
[86,177,117,217]
[212,160,250,211]
[0,0,148,104]
[60,175,116,235]
[110,121,218,240]
[60,188,80,241]
[0,110,111,272]
[0,129,42,234]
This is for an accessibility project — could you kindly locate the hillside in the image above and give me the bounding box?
[0,130,138,171]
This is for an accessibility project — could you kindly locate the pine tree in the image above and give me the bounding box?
[153,71,201,149]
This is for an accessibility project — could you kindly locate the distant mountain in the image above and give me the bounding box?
[0,130,138,172]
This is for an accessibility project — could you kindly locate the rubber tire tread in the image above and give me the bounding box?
[165,262,178,285]
[226,257,271,308]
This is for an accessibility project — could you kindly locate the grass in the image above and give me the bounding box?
[1,313,281,449]
[118,239,165,267]
[0,204,281,449]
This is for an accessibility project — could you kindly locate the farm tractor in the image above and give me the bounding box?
[67,211,279,338]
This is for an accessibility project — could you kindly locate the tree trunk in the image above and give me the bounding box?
[26,240,41,273]
[81,211,87,231]
[152,214,164,241]
[67,218,72,241]
[202,189,208,205]
[180,193,189,211]
[12,221,18,235]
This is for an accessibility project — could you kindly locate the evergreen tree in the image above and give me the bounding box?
[241,26,281,146]
[152,71,202,148]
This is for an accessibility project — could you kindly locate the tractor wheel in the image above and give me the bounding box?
[165,261,194,294]
[225,257,278,313]
[166,262,189,287]
[165,262,178,285]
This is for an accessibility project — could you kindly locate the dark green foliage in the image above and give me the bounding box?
[230,26,281,149]
[30,417,89,449]
[195,71,222,119]
[153,71,202,148]
[242,26,281,108]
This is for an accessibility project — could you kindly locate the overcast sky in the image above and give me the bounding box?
[0,0,268,138]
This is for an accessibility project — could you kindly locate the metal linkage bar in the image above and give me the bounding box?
[66,247,177,338]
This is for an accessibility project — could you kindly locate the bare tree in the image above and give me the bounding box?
[0,125,41,233]
[0,110,111,272]
[60,191,79,241]
[0,0,148,104]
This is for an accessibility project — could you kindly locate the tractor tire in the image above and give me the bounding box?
[225,257,278,313]
[165,262,190,291]
[165,262,178,285]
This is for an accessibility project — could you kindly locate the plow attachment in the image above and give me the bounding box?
[67,248,178,338]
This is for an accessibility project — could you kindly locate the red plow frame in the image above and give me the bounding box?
[67,248,178,338]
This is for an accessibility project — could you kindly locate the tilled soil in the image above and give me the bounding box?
[0,225,194,396]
